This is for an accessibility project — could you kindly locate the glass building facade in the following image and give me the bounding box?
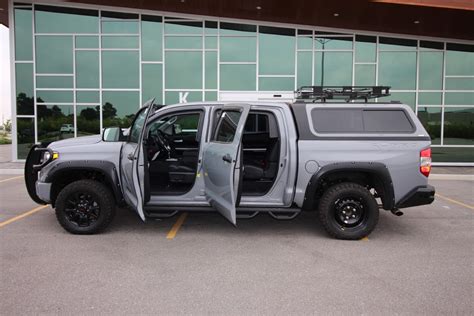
[11,2,474,163]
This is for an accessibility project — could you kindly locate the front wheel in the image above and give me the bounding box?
[318,182,379,240]
[55,180,116,234]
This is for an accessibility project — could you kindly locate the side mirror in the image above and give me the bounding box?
[173,124,182,135]
[102,127,125,142]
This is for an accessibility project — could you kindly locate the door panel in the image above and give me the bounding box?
[119,99,155,220]
[202,104,251,225]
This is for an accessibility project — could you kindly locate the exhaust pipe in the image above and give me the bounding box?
[391,208,404,216]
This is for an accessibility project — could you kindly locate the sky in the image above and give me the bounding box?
[0,25,11,125]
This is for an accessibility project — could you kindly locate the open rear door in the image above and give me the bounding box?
[202,103,251,225]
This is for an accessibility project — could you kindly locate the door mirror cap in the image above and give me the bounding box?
[102,127,126,142]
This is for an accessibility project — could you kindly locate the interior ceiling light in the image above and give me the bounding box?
[333,13,339,17]
[414,20,420,24]
[256,6,262,10]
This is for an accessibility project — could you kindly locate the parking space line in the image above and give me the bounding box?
[436,193,474,211]
[0,205,48,229]
[0,175,23,184]
[361,236,369,241]
[166,212,188,239]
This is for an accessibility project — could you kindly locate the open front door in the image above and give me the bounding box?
[202,103,251,225]
[120,98,155,221]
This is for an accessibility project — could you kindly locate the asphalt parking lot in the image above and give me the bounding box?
[0,174,473,314]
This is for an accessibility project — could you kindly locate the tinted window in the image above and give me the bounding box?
[214,110,241,142]
[312,109,364,133]
[363,110,414,133]
[311,109,414,133]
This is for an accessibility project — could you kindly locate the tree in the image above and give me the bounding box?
[102,102,117,120]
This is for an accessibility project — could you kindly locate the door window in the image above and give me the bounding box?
[129,107,148,143]
[213,110,242,143]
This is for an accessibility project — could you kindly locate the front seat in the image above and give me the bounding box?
[243,139,280,180]
[168,151,198,184]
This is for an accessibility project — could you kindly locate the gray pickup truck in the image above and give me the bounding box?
[25,86,435,239]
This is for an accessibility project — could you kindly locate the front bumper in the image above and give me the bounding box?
[35,181,52,203]
[396,185,435,209]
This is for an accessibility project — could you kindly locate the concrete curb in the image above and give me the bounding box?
[0,169,472,180]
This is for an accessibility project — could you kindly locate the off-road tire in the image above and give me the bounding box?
[318,182,379,240]
[55,180,116,234]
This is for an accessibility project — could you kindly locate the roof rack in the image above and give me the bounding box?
[295,86,391,103]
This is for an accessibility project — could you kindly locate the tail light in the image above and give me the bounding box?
[420,148,432,177]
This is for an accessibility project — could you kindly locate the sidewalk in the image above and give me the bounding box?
[0,144,472,178]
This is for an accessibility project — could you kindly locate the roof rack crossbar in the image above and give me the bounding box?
[295,86,391,103]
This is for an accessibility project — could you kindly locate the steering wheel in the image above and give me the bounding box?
[151,130,172,156]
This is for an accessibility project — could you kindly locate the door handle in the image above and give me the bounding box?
[222,154,232,163]
[127,153,135,161]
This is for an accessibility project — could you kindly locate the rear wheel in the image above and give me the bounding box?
[55,180,116,234]
[318,182,379,240]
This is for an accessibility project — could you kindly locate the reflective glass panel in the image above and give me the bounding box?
[297,30,312,50]
[36,36,73,74]
[445,93,474,105]
[102,91,140,128]
[315,37,352,50]
[297,52,312,87]
[390,92,416,111]
[446,44,474,76]
[102,51,139,88]
[314,51,352,86]
[165,51,202,89]
[205,36,217,49]
[220,37,256,62]
[419,51,443,90]
[378,52,416,90]
[76,91,100,103]
[205,52,217,89]
[432,147,474,163]
[102,36,139,48]
[417,107,441,144]
[75,36,99,48]
[205,21,218,35]
[355,35,376,63]
[101,12,139,34]
[37,91,73,104]
[165,91,202,104]
[444,107,474,145]
[418,92,442,105]
[205,91,217,101]
[379,37,417,50]
[220,64,256,91]
[165,36,202,49]
[355,64,375,86]
[14,8,33,61]
[141,15,163,61]
[76,51,99,88]
[15,63,34,115]
[37,104,74,143]
[220,22,256,35]
[77,105,100,136]
[142,64,163,104]
[259,77,294,91]
[446,78,474,90]
[36,75,73,89]
[17,118,35,159]
[259,26,295,75]
[35,5,98,34]
[420,41,444,50]
[164,20,202,34]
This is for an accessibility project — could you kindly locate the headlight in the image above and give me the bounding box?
[43,151,51,162]
[42,151,59,162]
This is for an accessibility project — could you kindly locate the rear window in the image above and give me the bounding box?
[311,108,414,133]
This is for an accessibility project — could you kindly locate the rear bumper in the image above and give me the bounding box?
[396,185,435,209]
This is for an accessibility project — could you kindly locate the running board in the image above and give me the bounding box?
[145,206,301,218]
[268,210,300,220]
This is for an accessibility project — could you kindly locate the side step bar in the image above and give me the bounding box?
[144,206,301,220]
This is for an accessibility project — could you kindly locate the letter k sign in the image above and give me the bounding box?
[179,92,189,103]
